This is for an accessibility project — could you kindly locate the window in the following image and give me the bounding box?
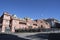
[19,22,26,25]
[29,26,32,29]
[5,20,9,24]
[46,22,48,25]
[5,20,9,23]
[41,25,43,28]
[40,21,42,23]
[33,24,37,26]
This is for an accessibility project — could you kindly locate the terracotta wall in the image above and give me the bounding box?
[1,13,11,32]
[1,12,51,32]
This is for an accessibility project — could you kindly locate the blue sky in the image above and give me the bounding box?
[0,0,60,20]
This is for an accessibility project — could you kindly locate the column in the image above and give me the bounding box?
[1,26,5,32]
[11,26,15,32]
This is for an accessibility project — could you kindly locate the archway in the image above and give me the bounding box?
[5,26,11,32]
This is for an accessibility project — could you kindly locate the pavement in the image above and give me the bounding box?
[0,32,60,40]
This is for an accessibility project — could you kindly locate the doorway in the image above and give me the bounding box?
[5,26,11,32]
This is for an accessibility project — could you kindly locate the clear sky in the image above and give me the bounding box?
[0,0,60,20]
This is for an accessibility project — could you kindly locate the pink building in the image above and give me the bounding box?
[0,12,51,32]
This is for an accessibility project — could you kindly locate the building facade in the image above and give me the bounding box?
[0,12,51,32]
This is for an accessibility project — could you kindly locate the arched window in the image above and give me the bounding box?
[29,26,32,29]
[41,25,43,28]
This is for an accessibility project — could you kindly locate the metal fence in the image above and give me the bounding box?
[15,28,60,32]
[40,28,60,32]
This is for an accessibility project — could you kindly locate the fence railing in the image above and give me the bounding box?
[40,28,60,32]
[15,28,60,32]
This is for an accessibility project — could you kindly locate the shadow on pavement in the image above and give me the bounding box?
[26,33,60,40]
[0,33,29,40]
[26,33,49,40]
[48,33,60,40]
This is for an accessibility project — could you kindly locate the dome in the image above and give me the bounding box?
[12,14,17,18]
